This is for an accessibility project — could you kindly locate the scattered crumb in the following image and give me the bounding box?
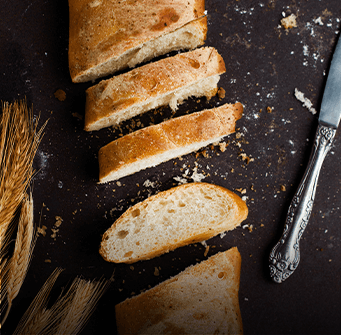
[218,141,228,152]
[281,185,286,191]
[44,259,51,263]
[217,87,226,100]
[37,225,47,236]
[143,179,156,188]
[281,14,297,29]
[55,216,63,227]
[54,89,66,101]
[242,224,253,232]
[154,267,160,276]
[72,112,83,120]
[267,106,272,113]
[294,88,317,114]
[204,245,210,257]
[235,188,247,194]
[239,153,255,164]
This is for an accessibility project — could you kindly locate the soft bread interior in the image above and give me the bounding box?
[100,134,224,183]
[100,184,247,263]
[75,17,206,83]
[115,247,243,334]
[88,74,220,131]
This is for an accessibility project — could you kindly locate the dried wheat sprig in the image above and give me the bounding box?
[53,276,113,335]
[12,268,64,335]
[12,269,113,335]
[1,192,36,326]
[0,99,46,247]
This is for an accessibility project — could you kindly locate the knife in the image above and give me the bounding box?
[269,35,341,283]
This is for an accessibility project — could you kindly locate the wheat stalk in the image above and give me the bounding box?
[12,268,64,335]
[1,192,36,325]
[12,269,113,335]
[53,276,112,335]
[0,99,46,247]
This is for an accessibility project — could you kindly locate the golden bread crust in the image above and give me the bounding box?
[84,46,226,131]
[68,0,206,82]
[115,247,243,335]
[98,103,243,183]
[99,182,248,263]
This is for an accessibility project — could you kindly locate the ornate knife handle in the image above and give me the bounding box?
[269,123,336,283]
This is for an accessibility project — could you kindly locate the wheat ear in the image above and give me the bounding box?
[53,276,113,335]
[12,270,113,335]
[0,99,46,247]
[1,192,36,326]
[12,268,64,335]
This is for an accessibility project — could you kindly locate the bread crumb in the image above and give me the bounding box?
[154,267,160,276]
[281,14,297,29]
[72,112,83,120]
[38,225,47,236]
[44,259,51,263]
[204,245,210,257]
[217,87,226,100]
[267,106,272,113]
[54,89,66,101]
[218,142,228,152]
[294,88,317,114]
[281,185,286,191]
[55,216,63,227]
[235,188,246,194]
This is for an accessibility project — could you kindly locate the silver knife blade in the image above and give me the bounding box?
[320,35,341,128]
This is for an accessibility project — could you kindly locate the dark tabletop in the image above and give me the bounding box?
[1,1,340,334]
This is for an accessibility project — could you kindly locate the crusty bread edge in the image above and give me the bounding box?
[70,15,208,83]
[98,102,243,184]
[115,246,243,335]
[99,182,248,263]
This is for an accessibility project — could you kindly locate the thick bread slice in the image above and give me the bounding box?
[99,182,248,263]
[98,102,243,183]
[85,47,226,131]
[115,247,243,335]
[68,0,206,83]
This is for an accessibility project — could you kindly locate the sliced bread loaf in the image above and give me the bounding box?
[115,247,243,335]
[99,182,248,263]
[84,47,226,131]
[98,102,243,183]
[68,0,207,83]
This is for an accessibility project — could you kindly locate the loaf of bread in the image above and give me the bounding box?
[84,47,226,131]
[98,102,243,183]
[68,0,207,83]
[115,247,243,335]
[100,182,248,263]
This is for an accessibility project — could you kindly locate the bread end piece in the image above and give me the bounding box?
[68,0,207,83]
[115,247,243,335]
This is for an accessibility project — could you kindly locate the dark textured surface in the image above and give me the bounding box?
[1,1,340,334]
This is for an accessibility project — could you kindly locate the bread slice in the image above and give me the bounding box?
[68,0,207,83]
[115,247,243,335]
[99,182,248,263]
[98,102,243,183]
[84,47,226,131]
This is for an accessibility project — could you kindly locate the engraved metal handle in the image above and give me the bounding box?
[269,123,336,283]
